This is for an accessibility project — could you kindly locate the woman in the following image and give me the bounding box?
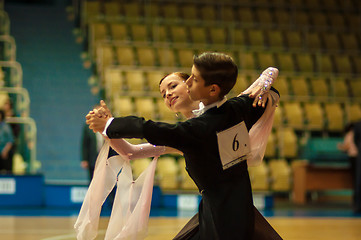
[75,69,280,240]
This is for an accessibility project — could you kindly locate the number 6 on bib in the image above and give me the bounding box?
[217,121,250,170]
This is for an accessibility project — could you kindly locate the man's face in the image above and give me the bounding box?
[186,65,211,102]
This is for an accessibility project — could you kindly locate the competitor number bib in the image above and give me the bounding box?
[217,121,250,170]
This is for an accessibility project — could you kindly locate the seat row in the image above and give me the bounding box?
[89,21,361,59]
[95,44,361,81]
[131,155,292,192]
[82,0,360,28]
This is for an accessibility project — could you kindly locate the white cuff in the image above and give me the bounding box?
[102,117,114,137]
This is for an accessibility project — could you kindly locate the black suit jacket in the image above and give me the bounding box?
[106,94,274,239]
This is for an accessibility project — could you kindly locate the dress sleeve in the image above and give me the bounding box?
[108,138,167,160]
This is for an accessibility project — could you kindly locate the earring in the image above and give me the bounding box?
[175,113,179,118]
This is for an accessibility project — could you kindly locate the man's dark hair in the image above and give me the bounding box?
[193,52,238,98]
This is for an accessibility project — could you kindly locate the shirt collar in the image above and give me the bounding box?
[192,97,227,117]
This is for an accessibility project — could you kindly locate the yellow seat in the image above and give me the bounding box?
[178,158,198,191]
[232,28,246,46]
[257,52,276,71]
[305,32,321,51]
[157,48,177,67]
[267,30,285,50]
[334,55,352,75]
[115,46,135,66]
[104,67,124,99]
[112,96,134,117]
[345,103,361,123]
[123,2,141,18]
[180,4,198,21]
[341,33,359,51]
[124,70,145,92]
[274,9,291,26]
[89,22,108,59]
[264,131,276,159]
[283,102,304,129]
[268,159,291,191]
[277,128,298,158]
[162,3,179,19]
[144,3,159,18]
[170,26,189,44]
[248,161,269,191]
[151,25,168,43]
[220,6,235,22]
[110,23,129,41]
[200,5,216,21]
[238,52,256,71]
[130,24,149,42]
[136,47,157,66]
[156,98,177,122]
[230,75,249,96]
[156,156,179,190]
[132,158,151,179]
[104,1,121,18]
[304,102,324,131]
[328,13,346,29]
[321,33,341,51]
[247,29,265,48]
[134,97,155,120]
[96,45,115,77]
[277,53,295,73]
[331,77,348,98]
[177,48,195,68]
[273,104,283,128]
[311,12,328,28]
[349,79,361,98]
[237,7,254,24]
[146,70,165,92]
[296,53,314,73]
[285,31,302,50]
[209,27,226,45]
[255,9,273,25]
[316,54,334,74]
[273,76,290,96]
[309,77,329,98]
[324,103,344,132]
[290,77,309,97]
[189,26,208,45]
[294,11,310,26]
[352,56,361,75]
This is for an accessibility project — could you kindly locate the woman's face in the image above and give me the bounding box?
[159,74,195,113]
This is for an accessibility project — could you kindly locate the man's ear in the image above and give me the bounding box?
[209,84,221,97]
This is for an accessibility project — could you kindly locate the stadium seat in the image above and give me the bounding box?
[247,29,265,48]
[264,131,277,159]
[277,128,298,158]
[178,157,198,190]
[334,55,353,75]
[132,158,151,179]
[89,22,108,58]
[328,13,346,29]
[200,5,216,21]
[321,33,341,51]
[151,24,168,43]
[123,2,142,18]
[134,97,156,119]
[324,103,344,132]
[268,159,291,191]
[136,47,157,66]
[294,11,310,27]
[209,26,227,45]
[104,1,121,18]
[274,9,291,27]
[352,56,361,75]
[169,25,189,44]
[157,156,179,190]
[277,52,295,73]
[189,26,208,45]
[296,53,314,73]
[96,45,115,76]
[238,52,256,71]
[104,67,124,99]
[115,46,136,65]
[110,23,129,41]
[156,98,177,122]
[290,77,309,97]
[310,12,329,28]
[112,96,134,117]
[331,77,348,98]
[177,48,195,68]
[255,9,274,25]
[180,3,198,21]
[248,161,269,191]
[146,70,165,92]
[345,103,361,123]
[220,6,235,22]
[309,77,329,98]
[237,7,255,24]
[316,54,334,74]
[266,30,285,50]
[144,3,160,18]
[257,52,276,70]
[273,104,283,128]
[231,28,246,46]
[157,48,177,67]
[341,33,359,51]
[283,102,304,129]
[304,32,321,50]
[129,24,149,42]
[349,79,361,98]
[230,74,249,95]
[303,102,324,130]
[273,75,290,96]
[124,70,145,92]
[286,31,303,50]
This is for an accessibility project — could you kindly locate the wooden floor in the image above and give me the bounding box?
[0,216,361,240]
